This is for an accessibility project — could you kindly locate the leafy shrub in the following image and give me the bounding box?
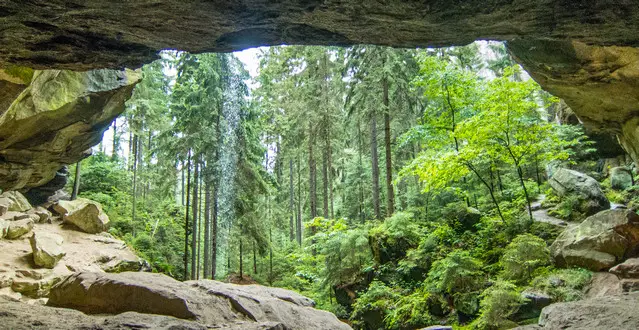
[529,268,592,302]
[351,280,401,330]
[385,288,437,329]
[500,234,551,284]
[548,195,582,221]
[471,280,524,330]
[369,212,421,264]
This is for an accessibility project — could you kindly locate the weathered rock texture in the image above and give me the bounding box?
[0,68,140,192]
[550,209,639,270]
[533,291,639,329]
[2,1,639,70]
[48,271,352,330]
[0,296,283,330]
[53,198,109,234]
[509,39,639,165]
[548,168,610,215]
[30,232,65,269]
[0,212,144,298]
[0,1,638,191]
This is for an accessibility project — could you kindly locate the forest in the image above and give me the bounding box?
[66,42,610,329]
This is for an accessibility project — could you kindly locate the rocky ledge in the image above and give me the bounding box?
[0,67,140,192]
[0,191,145,302]
[26,271,350,330]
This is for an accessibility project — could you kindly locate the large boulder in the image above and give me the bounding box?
[610,258,639,278]
[585,272,622,298]
[523,291,639,329]
[53,198,109,234]
[610,166,634,190]
[0,191,32,213]
[5,218,34,239]
[0,68,140,192]
[548,168,610,215]
[1,296,288,330]
[30,232,65,269]
[550,209,639,271]
[48,272,351,330]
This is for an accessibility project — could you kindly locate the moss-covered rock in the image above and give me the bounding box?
[0,68,140,192]
[550,209,639,271]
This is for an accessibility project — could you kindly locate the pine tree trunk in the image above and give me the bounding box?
[190,156,199,280]
[383,77,395,217]
[239,234,243,279]
[197,170,203,280]
[71,161,81,200]
[144,130,152,204]
[184,151,191,280]
[269,227,273,285]
[370,114,381,220]
[289,158,295,241]
[296,155,302,246]
[358,115,365,222]
[132,134,138,223]
[111,119,118,160]
[252,241,257,274]
[204,176,211,279]
[181,163,185,206]
[328,137,334,219]
[128,129,133,171]
[211,187,218,279]
[309,122,317,219]
[322,148,329,218]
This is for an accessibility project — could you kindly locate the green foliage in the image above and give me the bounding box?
[426,249,484,316]
[548,195,583,221]
[79,41,602,329]
[472,280,525,330]
[385,287,437,329]
[530,268,593,302]
[351,280,401,330]
[500,234,551,284]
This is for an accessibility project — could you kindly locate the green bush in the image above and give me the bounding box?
[530,268,592,302]
[500,234,551,284]
[351,280,401,330]
[471,280,524,330]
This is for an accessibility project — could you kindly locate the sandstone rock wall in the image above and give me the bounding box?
[2,1,639,70]
[509,40,639,164]
[0,68,140,192]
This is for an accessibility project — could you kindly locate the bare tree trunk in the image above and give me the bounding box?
[132,134,138,223]
[370,114,381,220]
[190,156,199,280]
[252,241,257,274]
[296,155,302,246]
[111,119,118,160]
[204,174,211,279]
[197,169,203,280]
[184,151,191,280]
[289,158,295,241]
[383,77,394,217]
[239,232,244,279]
[269,227,273,285]
[181,163,185,206]
[357,115,365,222]
[128,129,133,171]
[309,122,317,219]
[144,130,152,203]
[322,148,329,218]
[71,161,81,200]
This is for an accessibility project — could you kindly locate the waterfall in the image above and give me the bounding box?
[215,54,244,277]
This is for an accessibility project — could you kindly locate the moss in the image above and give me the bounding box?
[3,64,34,84]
